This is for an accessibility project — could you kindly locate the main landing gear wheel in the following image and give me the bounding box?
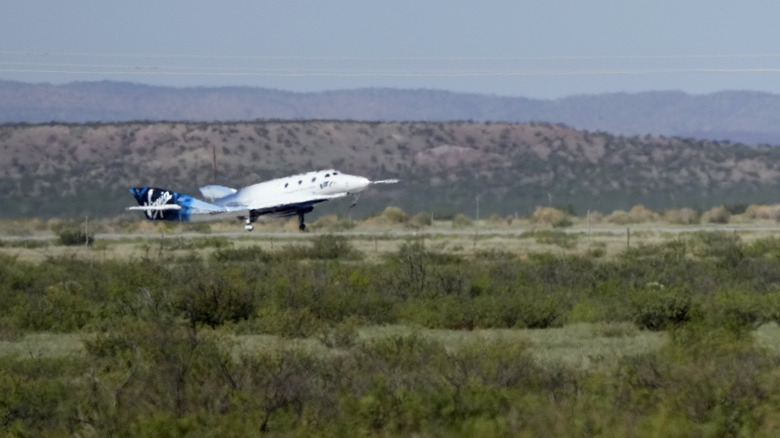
[244,217,254,232]
[298,211,307,232]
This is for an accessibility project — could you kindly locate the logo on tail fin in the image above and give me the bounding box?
[145,189,174,219]
[130,187,183,221]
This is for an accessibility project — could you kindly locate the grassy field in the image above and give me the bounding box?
[3,215,780,262]
[3,218,780,436]
[0,322,666,373]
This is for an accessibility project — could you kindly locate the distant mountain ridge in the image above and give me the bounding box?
[2,80,780,145]
[3,120,780,220]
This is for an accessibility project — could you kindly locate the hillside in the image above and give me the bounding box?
[3,81,780,145]
[2,121,780,220]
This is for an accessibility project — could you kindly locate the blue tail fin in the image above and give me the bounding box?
[129,187,194,221]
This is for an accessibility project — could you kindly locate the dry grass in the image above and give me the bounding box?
[0,323,664,373]
[358,322,664,372]
[0,333,85,358]
[4,217,780,263]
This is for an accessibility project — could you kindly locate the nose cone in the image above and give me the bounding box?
[352,177,371,192]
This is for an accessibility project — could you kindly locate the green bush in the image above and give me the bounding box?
[631,285,694,331]
[409,212,433,228]
[452,214,473,228]
[308,234,362,260]
[212,245,272,262]
[378,206,409,224]
[53,222,93,246]
[701,205,731,224]
[531,230,578,249]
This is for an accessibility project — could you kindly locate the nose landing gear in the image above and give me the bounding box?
[296,206,314,232]
[240,214,257,232]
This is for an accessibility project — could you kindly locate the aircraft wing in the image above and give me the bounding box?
[200,185,237,201]
[127,204,182,212]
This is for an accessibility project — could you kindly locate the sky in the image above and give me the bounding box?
[2,0,780,99]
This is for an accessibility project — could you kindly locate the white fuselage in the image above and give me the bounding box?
[214,169,370,211]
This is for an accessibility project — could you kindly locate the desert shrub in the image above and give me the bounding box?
[310,214,355,232]
[11,281,95,331]
[663,207,699,224]
[173,264,258,328]
[388,241,464,297]
[317,317,360,348]
[605,209,630,224]
[191,236,232,249]
[743,204,779,220]
[52,221,93,246]
[486,214,510,226]
[705,291,778,333]
[308,234,362,260]
[531,230,578,249]
[742,236,780,262]
[0,357,83,435]
[409,212,433,228]
[475,288,566,329]
[585,211,604,223]
[399,296,475,329]
[188,222,212,234]
[254,306,324,338]
[701,205,731,224]
[606,205,659,224]
[473,248,516,261]
[627,205,659,223]
[687,231,741,261]
[377,206,409,225]
[1,239,50,249]
[595,321,639,337]
[529,207,571,228]
[212,245,272,262]
[452,214,472,228]
[631,285,694,331]
[624,239,687,263]
[723,202,749,215]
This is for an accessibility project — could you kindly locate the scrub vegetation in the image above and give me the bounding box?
[5,120,780,220]
[4,230,780,436]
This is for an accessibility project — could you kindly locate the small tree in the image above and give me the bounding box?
[378,206,409,225]
[452,214,472,228]
[702,205,731,224]
[530,207,571,228]
[52,221,94,246]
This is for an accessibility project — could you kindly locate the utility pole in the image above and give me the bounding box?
[627,227,631,250]
[587,209,591,247]
[212,144,217,184]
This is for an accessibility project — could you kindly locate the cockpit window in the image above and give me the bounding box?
[333,171,339,175]
[325,174,330,178]
[284,183,289,188]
